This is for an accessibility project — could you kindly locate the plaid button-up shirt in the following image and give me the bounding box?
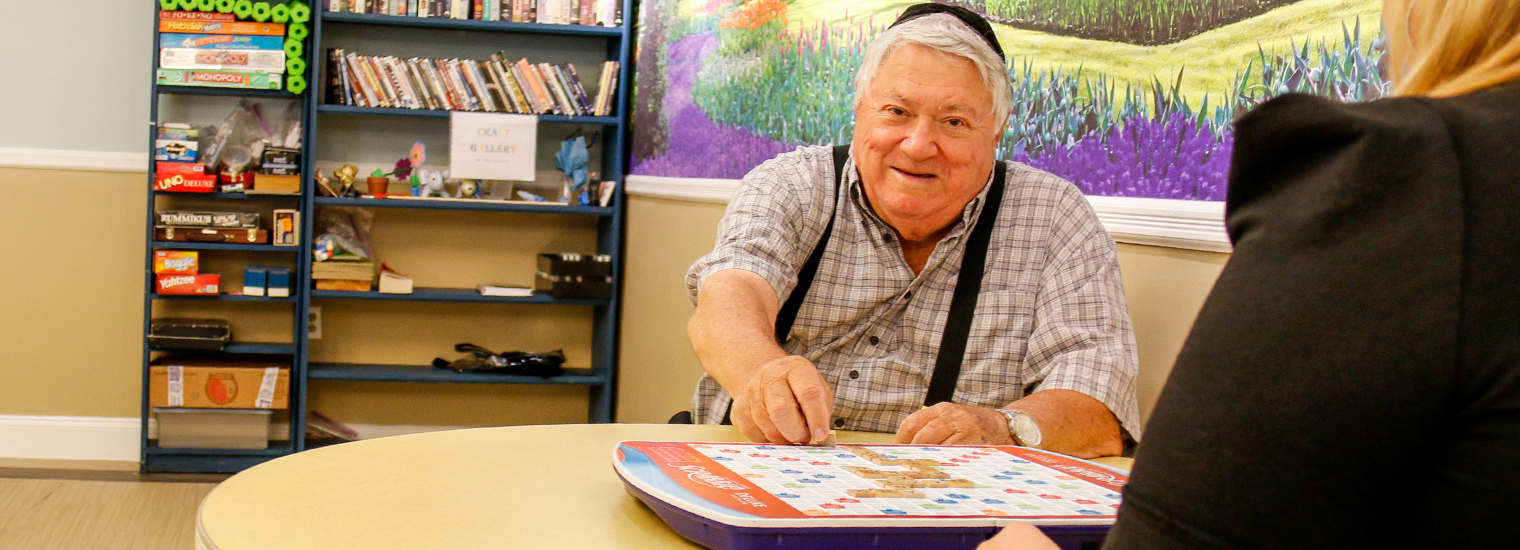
[687,145,1141,439]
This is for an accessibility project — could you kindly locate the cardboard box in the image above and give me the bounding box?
[154,407,271,449]
[252,173,300,194]
[154,139,198,162]
[157,211,260,229]
[156,162,206,175]
[260,147,301,166]
[149,359,290,409]
[157,273,220,295]
[154,251,199,275]
[156,68,283,90]
[272,209,299,246]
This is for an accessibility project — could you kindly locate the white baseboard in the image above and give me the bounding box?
[0,415,141,462]
[0,415,467,465]
[627,174,1231,253]
[0,147,148,173]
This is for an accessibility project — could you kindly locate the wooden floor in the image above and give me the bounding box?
[0,469,223,550]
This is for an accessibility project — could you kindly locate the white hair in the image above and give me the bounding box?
[854,13,1012,128]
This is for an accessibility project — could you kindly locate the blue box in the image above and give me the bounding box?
[266,268,291,298]
[242,267,267,297]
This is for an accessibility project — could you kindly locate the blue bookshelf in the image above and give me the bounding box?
[141,1,316,474]
[299,1,631,449]
[141,0,632,474]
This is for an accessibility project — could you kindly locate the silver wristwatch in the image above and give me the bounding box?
[996,409,1043,448]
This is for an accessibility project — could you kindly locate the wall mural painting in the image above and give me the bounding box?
[631,0,1387,201]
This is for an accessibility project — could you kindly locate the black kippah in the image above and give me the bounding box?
[888,3,1006,62]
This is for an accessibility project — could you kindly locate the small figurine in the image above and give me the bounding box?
[416,168,449,198]
[456,179,480,199]
[333,164,361,197]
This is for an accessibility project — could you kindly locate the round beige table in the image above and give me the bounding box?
[197,424,1132,550]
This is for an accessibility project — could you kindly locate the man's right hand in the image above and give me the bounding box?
[730,355,835,445]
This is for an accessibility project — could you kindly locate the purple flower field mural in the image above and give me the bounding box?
[631,0,1387,202]
[631,35,795,179]
[1018,113,1233,201]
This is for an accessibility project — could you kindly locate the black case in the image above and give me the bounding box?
[535,253,613,298]
[148,318,231,350]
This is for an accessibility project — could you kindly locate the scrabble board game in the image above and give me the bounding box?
[614,441,1128,550]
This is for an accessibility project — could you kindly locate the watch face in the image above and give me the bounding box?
[1012,413,1043,447]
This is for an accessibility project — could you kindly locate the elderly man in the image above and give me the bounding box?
[685,4,1139,458]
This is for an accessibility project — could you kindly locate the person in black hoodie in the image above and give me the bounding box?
[984,0,1520,548]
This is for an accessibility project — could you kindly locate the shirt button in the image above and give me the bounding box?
[849,370,860,379]
[833,418,845,428]
[868,336,880,346]
[903,291,913,300]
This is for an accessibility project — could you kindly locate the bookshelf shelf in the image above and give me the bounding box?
[148,342,296,355]
[321,11,623,36]
[156,85,301,99]
[313,195,615,215]
[317,104,619,124]
[311,286,608,306]
[308,363,607,385]
[149,241,299,252]
[151,293,300,302]
[145,442,295,457]
[152,190,304,200]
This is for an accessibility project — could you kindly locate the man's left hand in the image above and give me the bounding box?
[894,403,1013,445]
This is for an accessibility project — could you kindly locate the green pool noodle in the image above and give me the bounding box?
[232,0,253,19]
[287,22,308,41]
[286,57,306,77]
[215,0,235,12]
[160,0,178,11]
[286,75,307,95]
[288,2,310,23]
[195,0,216,11]
[251,2,271,22]
[177,0,197,10]
[270,3,289,23]
[283,38,303,60]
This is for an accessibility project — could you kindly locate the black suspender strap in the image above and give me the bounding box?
[724,145,849,426]
[923,161,1007,407]
[773,145,852,344]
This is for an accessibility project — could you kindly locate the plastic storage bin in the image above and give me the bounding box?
[154,407,271,449]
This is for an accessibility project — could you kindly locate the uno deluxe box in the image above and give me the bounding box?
[149,357,290,409]
[614,441,1129,550]
[156,226,269,244]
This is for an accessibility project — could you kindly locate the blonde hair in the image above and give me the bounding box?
[1395,0,1520,97]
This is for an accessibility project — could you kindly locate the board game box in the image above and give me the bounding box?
[615,441,1128,550]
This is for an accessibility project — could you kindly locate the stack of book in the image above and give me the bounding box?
[327,49,619,116]
[327,0,622,27]
[312,259,377,291]
[157,11,288,91]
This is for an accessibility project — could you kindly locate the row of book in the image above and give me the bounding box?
[326,0,622,26]
[327,49,620,116]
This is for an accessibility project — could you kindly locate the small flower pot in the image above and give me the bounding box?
[367,176,389,196]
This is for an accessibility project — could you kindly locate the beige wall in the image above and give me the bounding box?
[0,169,1225,437]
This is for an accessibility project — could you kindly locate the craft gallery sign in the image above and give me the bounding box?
[450,112,537,181]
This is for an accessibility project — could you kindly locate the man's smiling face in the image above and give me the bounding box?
[851,42,1001,241]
